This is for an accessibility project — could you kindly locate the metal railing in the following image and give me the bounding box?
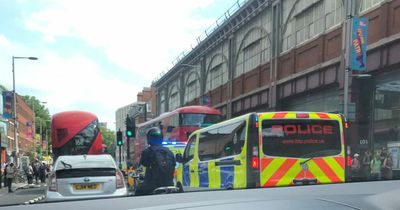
[152,0,249,85]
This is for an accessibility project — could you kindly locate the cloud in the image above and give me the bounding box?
[0,34,140,129]
[1,0,235,129]
[23,0,217,81]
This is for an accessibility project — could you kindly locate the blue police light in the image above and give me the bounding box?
[172,142,177,145]
[162,141,168,145]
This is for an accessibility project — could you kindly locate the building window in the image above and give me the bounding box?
[169,87,179,111]
[209,64,223,90]
[185,74,200,103]
[324,0,344,29]
[359,0,384,12]
[236,29,270,77]
[295,1,324,45]
[282,88,340,113]
[159,90,166,114]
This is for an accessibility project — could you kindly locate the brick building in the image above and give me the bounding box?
[0,91,35,163]
[152,0,400,161]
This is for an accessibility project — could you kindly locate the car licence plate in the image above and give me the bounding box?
[73,183,101,191]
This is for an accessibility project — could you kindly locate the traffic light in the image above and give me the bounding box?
[125,115,136,138]
[116,130,123,146]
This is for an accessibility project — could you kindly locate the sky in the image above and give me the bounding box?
[0,0,238,130]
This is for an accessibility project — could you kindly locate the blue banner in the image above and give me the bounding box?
[350,17,368,71]
[2,91,13,119]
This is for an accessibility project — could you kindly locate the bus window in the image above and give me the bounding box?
[261,119,341,158]
[180,113,221,127]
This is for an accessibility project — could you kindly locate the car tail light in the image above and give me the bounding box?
[48,173,57,191]
[116,171,124,189]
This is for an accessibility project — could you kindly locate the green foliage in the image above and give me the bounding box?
[100,126,116,157]
[0,84,8,91]
[22,95,51,134]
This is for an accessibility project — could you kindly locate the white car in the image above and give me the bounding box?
[46,154,127,202]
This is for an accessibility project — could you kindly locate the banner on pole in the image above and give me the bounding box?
[2,91,13,119]
[350,17,368,71]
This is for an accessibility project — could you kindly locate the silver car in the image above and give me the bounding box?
[46,154,127,202]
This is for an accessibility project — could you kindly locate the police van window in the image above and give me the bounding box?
[261,119,341,158]
[184,135,196,161]
[198,130,218,161]
[214,121,245,159]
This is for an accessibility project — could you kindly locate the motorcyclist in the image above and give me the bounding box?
[135,127,175,196]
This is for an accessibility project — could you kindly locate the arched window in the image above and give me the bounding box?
[185,73,200,103]
[168,85,180,111]
[236,28,270,77]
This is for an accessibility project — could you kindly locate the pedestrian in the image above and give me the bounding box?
[39,163,46,183]
[382,153,393,180]
[3,163,8,187]
[27,164,34,184]
[380,147,387,163]
[362,150,372,180]
[33,161,39,184]
[370,152,382,181]
[351,153,362,181]
[135,127,175,196]
[6,163,16,193]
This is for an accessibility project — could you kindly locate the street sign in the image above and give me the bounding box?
[350,17,368,71]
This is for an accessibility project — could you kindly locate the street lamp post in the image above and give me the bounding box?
[12,56,38,162]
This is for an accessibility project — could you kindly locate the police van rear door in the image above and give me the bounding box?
[259,113,344,187]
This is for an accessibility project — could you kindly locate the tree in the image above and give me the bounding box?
[100,126,116,157]
[22,95,51,135]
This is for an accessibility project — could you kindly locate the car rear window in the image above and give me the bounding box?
[262,119,341,158]
[56,168,116,178]
[56,157,115,170]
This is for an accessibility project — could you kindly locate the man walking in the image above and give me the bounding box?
[39,163,46,183]
[135,127,175,196]
[6,163,15,193]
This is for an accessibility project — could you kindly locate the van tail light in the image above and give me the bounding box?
[116,171,125,189]
[48,173,57,191]
[251,156,259,169]
[347,156,352,167]
[344,122,349,129]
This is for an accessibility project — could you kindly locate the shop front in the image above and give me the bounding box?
[356,69,400,179]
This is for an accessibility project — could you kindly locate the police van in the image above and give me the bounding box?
[175,112,346,191]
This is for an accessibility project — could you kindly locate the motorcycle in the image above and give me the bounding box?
[132,167,179,195]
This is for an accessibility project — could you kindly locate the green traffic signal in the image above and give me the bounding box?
[126,130,133,137]
[116,130,123,146]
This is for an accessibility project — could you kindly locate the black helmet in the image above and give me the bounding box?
[147,127,163,145]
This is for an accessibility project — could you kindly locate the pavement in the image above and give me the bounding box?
[0,182,46,206]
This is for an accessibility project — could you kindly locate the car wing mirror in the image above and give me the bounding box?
[175,153,183,163]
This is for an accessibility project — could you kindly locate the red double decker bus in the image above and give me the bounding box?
[51,111,103,160]
[134,106,223,164]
